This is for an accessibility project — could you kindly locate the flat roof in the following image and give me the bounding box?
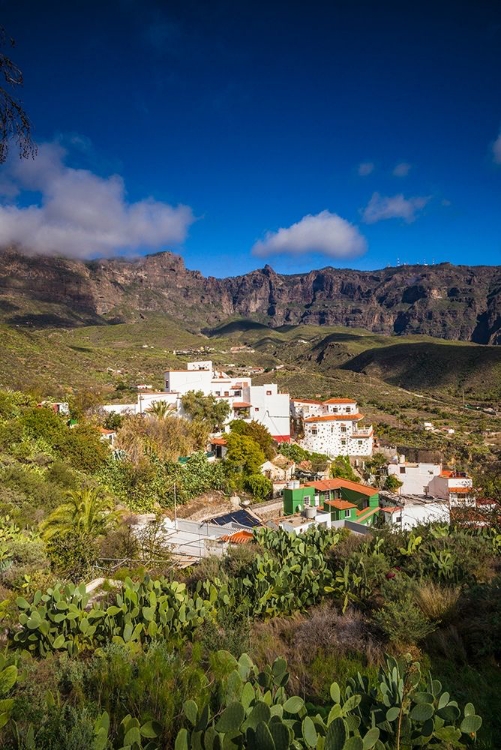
[323,398,358,404]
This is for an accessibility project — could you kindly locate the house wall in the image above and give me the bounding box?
[301,419,372,458]
[283,487,315,514]
[341,487,379,508]
[387,462,441,495]
[245,384,290,439]
[164,368,213,395]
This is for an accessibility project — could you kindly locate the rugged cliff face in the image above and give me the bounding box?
[0,248,500,344]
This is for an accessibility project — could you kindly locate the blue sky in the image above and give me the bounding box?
[0,0,500,277]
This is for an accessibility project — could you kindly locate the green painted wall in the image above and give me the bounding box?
[340,487,379,508]
[283,487,315,515]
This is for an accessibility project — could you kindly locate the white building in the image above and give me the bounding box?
[103,361,290,441]
[387,457,442,495]
[427,470,475,505]
[292,398,373,458]
[381,497,450,529]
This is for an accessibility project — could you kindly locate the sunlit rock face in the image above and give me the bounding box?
[0,248,499,343]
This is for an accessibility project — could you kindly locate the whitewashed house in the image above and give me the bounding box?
[387,457,442,495]
[103,361,290,442]
[427,469,475,505]
[292,398,373,458]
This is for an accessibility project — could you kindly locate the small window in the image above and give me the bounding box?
[358,440,363,446]
[400,467,406,474]
[311,427,317,435]
[345,509,351,518]
[341,439,346,445]
[266,390,272,396]
[215,391,220,396]
[341,425,346,433]
[346,407,351,413]
[224,391,230,397]
[254,407,260,412]
[304,496,311,507]
[332,407,338,413]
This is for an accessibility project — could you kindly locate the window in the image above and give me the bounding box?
[341,439,346,445]
[215,391,220,396]
[345,509,351,518]
[358,440,363,446]
[332,407,338,413]
[234,390,241,397]
[266,390,272,396]
[304,496,311,507]
[311,427,317,435]
[400,467,406,474]
[341,425,346,433]
[254,407,260,412]
[346,407,351,413]
[330,426,334,433]
[224,391,229,397]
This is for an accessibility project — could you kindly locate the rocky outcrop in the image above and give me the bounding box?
[0,248,500,344]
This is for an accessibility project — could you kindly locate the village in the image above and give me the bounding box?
[60,359,486,563]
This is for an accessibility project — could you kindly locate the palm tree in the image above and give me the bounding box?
[41,486,116,541]
[146,400,173,419]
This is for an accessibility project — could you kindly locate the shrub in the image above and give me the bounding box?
[415,582,461,624]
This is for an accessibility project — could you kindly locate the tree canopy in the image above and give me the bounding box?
[181,390,230,431]
[0,28,36,163]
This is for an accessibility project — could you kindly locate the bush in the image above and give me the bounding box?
[243,473,272,501]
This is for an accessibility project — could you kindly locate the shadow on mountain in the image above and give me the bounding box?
[7,313,104,329]
[202,319,271,337]
[340,342,501,390]
[311,332,367,350]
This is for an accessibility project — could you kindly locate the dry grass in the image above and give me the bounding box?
[415,582,461,624]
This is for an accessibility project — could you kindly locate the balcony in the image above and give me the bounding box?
[352,426,373,438]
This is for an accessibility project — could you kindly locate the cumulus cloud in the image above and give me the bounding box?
[252,210,367,259]
[493,132,501,164]
[362,192,430,224]
[392,161,411,177]
[358,162,374,176]
[0,141,195,258]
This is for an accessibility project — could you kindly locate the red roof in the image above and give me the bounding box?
[441,470,453,477]
[449,487,473,493]
[324,499,356,510]
[356,507,379,519]
[233,401,252,408]
[211,437,227,446]
[99,428,116,435]
[305,478,378,496]
[382,506,402,513]
[304,414,363,422]
[220,530,254,544]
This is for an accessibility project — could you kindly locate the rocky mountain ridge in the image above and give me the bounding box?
[0,248,500,344]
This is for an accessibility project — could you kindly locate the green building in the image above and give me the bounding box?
[283,478,380,527]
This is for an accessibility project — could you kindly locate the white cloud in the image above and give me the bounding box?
[358,162,374,176]
[252,210,367,259]
[362,192,430,224]
[493,132,501,164]
[0,141,195,258]
[392,161,411,177]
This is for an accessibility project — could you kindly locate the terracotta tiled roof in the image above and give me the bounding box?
[441,470,453,477]
[324,499,356,510]
[304,478,378,496]
[356,507,379,519]
[220,530,254,544]
[449,487,473,493]
[211,437,227,446]
[233,402,252,408]
[382,506,402,513]
[304,414,363,422]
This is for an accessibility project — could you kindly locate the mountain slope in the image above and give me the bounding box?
[0,248,500,343]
